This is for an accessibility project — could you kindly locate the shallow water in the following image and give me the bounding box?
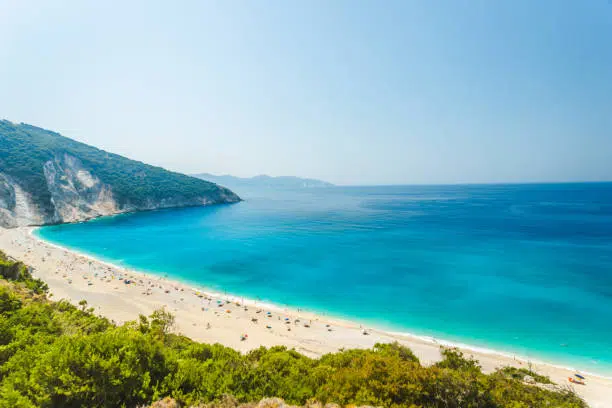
[37,183,612,375]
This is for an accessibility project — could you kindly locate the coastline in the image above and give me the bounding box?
[1,226,610,407]
[31,227,612,381]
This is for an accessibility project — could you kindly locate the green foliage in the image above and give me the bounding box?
[0,257,587,408]
[0,251,47,294]
[373,341,420,363]
[435,347,482,373]
[0,120,239,220]
[496,366,553,384]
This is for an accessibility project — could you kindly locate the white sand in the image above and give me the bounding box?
[0,226,610,407]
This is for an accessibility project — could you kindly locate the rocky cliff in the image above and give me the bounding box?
[0,120,240,227]
[0,173,47,227]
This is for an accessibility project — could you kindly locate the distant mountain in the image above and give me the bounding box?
[193,173,334,189]
[0,120,240,227]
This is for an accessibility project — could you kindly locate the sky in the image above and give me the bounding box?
[0,1,610,185]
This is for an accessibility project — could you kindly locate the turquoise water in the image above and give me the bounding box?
[37,183,612,375]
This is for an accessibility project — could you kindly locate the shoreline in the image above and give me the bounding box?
[30,227,612,381]
[1,226,610,406]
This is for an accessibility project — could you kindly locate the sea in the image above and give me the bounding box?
[36,183,612,376]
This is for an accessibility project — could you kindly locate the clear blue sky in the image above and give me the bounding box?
[1,1,610,185]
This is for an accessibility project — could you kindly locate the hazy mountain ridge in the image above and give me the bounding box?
[0,120,240,227]
[193,173,334,189]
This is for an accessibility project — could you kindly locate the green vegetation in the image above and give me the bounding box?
[497,367,553,385]
[0,252,585,408]
[0,120,239,221]
[0,251,47,294]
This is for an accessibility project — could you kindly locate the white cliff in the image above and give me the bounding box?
[0,153,238,228]
[42,153,119,224]
[0,173,46,227]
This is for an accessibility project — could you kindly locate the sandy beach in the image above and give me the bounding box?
[0,226,610,407]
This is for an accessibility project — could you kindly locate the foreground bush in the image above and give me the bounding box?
[0,252,585,408]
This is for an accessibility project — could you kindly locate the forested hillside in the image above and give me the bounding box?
[0,120,239,227]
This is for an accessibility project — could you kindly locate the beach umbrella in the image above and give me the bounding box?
[575,374,585,380]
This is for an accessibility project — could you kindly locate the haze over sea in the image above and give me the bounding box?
[37,183,612,375]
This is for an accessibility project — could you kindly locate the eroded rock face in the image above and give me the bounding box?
[0,152,236,228]
[43,153,119,224]
[0,173,46,227]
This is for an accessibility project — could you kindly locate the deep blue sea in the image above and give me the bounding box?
[37,183,612,375]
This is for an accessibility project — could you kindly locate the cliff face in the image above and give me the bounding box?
[0,152,239,228]
[0,121,240,228]
[42,153,119,224]
[0,173,46,227]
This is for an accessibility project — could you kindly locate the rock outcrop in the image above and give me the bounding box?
[145,397,380,408]
[0,120,241,228]
[42,153,119,224]
[0,173,46,227]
